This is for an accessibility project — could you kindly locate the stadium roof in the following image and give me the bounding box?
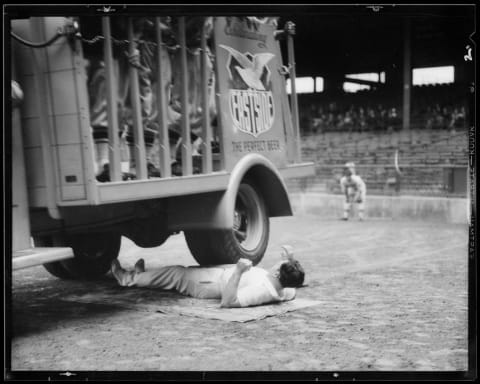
[6,4,475,79]
[278,5,475,77]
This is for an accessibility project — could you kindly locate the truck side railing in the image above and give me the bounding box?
[99,16,217,182]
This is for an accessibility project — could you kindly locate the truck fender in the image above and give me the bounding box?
[218,153,293,224]
[167,154,292,231]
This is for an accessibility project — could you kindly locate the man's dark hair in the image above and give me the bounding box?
[279,260,305,288]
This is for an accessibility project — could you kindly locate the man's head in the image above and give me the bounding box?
[273,245,305,288]
[344,162,355,177]
[270,245,305,287]
[278,259,305,288]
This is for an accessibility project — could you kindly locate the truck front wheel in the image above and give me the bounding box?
[42,232,121,280]
[185,181,269,265]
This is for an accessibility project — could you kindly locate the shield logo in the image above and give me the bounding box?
[220,44,276,137]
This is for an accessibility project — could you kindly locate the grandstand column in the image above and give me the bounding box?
[324,73,344,95]
[402,17,412,131]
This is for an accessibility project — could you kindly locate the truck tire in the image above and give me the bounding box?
[61,232,122,280]
[42,233,121,280]
[36,236,76,279]
[185,180,269,266]
[43,261,76,279]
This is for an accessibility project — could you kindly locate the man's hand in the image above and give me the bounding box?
[284,21,296,35]
[236,258,252,273]
[347,193,356,204]
[221,259,251,308]
[126,49,141,69]
[281,245,294,261]
[125,49,151,75]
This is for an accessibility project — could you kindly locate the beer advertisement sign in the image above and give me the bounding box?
[215,17,288,169]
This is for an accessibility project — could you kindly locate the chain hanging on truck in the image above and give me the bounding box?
[10,20,80,50]
[11,16,214,60]
[278,64,292,76]
[80,33,211,57]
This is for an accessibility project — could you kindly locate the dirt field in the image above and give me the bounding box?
[9,215,470,377]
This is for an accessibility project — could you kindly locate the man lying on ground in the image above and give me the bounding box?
[111,245,305,308]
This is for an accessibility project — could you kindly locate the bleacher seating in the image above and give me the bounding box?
[286,129,468,197]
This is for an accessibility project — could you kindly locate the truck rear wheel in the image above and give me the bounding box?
[43,260,76,279]
[185,181,269,266]
[36,236,76,279]
[42,232,121,280]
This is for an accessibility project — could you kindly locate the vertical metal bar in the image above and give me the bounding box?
[212,19,225,171]
[127,18,148,179]
[200,21,212,174]
[287,33,301,163]
[102,17,121,181]
[155,17,171,177]
[402,17,411,131]
[179,17,192,176]
[73,26,99,203]
[279,73,296,163]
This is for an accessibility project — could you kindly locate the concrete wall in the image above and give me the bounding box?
[290,192,470,224]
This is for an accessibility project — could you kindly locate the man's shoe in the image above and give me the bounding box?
[341,217,348,221]
[111,259,126,282]
[97,164,136,182]
[193,155,202,174]
[96,164,110,182]
[122,172,136,181]
[171,160,182,176]
[147,163,161,178]
[134,258,145,273]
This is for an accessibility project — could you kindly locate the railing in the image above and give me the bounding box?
[99,16,216,182]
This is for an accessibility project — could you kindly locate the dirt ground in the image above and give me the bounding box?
[8,215,470,377]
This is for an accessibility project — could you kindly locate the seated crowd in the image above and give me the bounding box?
[299,84,467,133]
[303,102,401,133]
[412,84,467,130]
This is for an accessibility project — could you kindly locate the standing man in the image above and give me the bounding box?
[340,162,367,221]
[110,245,305,308]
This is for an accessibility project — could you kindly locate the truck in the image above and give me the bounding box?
[10,13,314,280]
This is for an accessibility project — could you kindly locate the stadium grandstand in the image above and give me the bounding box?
[280,5,474,199]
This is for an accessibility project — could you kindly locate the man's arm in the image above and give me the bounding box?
[220,259,251,308]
